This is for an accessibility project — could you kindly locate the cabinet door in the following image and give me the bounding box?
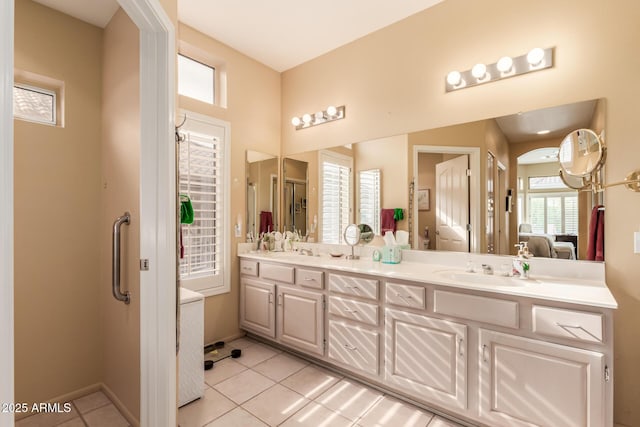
[240,278,275,338]
[385,309,467,411]
[277,285,324,356]
[478,329,605,427]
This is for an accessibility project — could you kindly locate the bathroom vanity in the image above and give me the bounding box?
[238,247,616,427]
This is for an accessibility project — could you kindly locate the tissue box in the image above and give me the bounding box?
[381,245,401,264]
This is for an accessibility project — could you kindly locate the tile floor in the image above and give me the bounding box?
[15,390,130,427]
[179,337,469,427]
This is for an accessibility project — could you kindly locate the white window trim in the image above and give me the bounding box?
[178,110,231,297]
[177,53,215,105]
[318,150,353,244]
[13,83,57,126]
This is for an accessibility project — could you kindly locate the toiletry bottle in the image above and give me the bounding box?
[512,243,530,279]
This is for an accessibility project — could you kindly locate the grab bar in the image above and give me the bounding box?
[112,212,131,304]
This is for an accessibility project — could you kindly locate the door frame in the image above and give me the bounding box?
[412,145,480,252]
[1,1,177,426]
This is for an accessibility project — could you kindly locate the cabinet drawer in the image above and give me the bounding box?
[328,321,379,376]
[260,263,294,283]
[240,260,259,277]
[532,305,604,344]
[295,268,324,289]
[385,282,426,309]
[329,274,378,301]
[434,290,519,329]
[329,296,379,326]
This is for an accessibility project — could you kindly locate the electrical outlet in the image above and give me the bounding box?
[634,231,640,254]
[234,224,242,238]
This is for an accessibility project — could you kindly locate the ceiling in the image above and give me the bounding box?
[33,0,443,72]
[496,99,597,144]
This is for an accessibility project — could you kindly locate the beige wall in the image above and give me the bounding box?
[177,23,281,344]
[281,1,640,424]
[417,153,443,249]
[100,8,141,421]
[13,0,103,409]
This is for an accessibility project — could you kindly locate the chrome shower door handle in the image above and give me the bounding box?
[112,212,131,305]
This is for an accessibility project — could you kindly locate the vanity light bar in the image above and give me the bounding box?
[445,47,554,92]
[291,105,345,130]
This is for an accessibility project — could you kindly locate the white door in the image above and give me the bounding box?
[240,278,276,338]
[385,309,467,410]
[478,329,605,427]
[435,155,470,251]
[277,284,324,355]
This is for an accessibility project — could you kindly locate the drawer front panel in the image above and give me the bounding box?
[260,263,294,283]
[328,274,378,301]
[329,296,379,326]
[385,282,426,309]
[532,305,604,343]
[328,321,379,376]
[295,268,324,289]
[239,260,259,277]
[434,290,519,329]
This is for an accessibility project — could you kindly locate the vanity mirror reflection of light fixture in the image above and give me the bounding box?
[445,47,553,92]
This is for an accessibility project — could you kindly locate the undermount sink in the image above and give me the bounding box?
[434,270,534,287]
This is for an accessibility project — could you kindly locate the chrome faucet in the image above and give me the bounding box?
[481,264,494,275]
[299,248,313,256]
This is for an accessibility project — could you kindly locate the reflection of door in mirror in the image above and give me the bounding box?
[246,150,279,238]
[283,158,308,235]
[435,155,470,252]
[417,152,470,252]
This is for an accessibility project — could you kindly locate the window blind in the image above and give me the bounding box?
[359,169,381,235]
[527,193,578,235]
[179,132,224,286]
[322,160,351,244]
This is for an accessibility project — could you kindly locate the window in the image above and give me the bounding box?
[320,151,352,244]
[527,193,578,234]
[178,115,230,296]
[359,169,381,235]
[178,54,215,104]
[528,175,567,190]
[13,83,56,125]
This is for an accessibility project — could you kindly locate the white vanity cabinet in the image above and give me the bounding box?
[238,253,615,427]
[239,262,325,356]
[385,308,468,411]
[478,329,605,427]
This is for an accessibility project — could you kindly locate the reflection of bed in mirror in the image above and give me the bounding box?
[518,223,576,259]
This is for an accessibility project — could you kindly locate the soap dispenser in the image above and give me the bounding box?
[512,243,530,279]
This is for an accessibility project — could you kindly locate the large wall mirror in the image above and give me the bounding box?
[281,98,605,261]
[246,150,279,238]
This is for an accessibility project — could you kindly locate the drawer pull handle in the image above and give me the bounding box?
[555,322,600,341]
[482,344,488,362]
[268,292,273,304]
[304,277,316,282]
[344,343,358,351]
[277,294,282,306]
[345,285,359,290]
[458,338,464,357]
[242,267,251,271]
[344,308,358,314]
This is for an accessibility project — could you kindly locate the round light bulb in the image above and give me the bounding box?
[326,105,337,116]
[527,47,545,66]
[471,63,487,79]
[496,56,513,73]
[291,116,301,126]
[302,113,312,124]
[446,70,462,86]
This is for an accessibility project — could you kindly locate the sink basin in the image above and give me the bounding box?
[434,270,534,287]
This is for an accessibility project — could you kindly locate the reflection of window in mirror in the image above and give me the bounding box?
[319,150,353,244]
[358,169,381,235]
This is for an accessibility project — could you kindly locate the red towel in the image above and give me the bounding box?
[381,209,396,235]
[260,211,273,234]
[587,205,604,261]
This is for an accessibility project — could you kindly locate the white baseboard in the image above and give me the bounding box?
[14,383,102,421]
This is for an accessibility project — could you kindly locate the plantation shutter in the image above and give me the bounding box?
[322,160,351,244]
[359,169,381,235]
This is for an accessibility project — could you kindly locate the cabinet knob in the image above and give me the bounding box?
[344,343,358,351]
